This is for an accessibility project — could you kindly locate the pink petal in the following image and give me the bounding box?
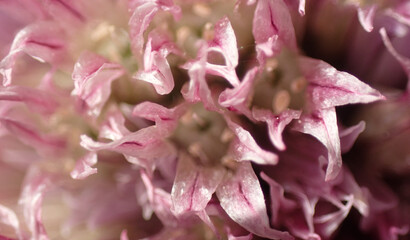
[226,118,278,165]
[0,86,59,115]
[300,57,385,110]
[141,170,178,227]
[216,162,293,240]
[128,0,181,55]
[314,195,354,238]
[357,5,377,32]
[252,0,297,62]
[206,16,240,87]
[380,28,410,90]
[120,230,129,240]
[219,67,258,118]
[385,2,410,27]
[70,152,98,180]
[171,153,225,216]
[134,38,175,95]
[260,172,298,226]
[99,110,131,141]
[41,0,86,24]
[339,121,365,154]
[298,0,306,16]
[181,43,216,110]
[128,2,158,55]
[0,118,66,155]
[0,204,22,239]
[72,51,124,116]
[132,101,186,123]
[292,108,341,181]
[19,168,53,240]
[253,108,301,151]
[0,22,65,86]
[80,126,176,171]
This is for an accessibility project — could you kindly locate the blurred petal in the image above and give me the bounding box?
[70,152,98,180]
[380,28,410,89]
[339,121,365,153]
[219,67,258,118]
[0,22,65,86]
[357,5,377,32]
[0,204,22,239]
[0,86,59,115]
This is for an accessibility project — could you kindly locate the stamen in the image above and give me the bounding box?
[193,3,212,17]
[272,89,290,114]
[91,22,115,42]
[188,142,209,163]
[265,58,279,72]
[177,26,191,46]
[222,156,239,171]
[203,22,214,41]
[290,76,307,93]
[221,128,234,143]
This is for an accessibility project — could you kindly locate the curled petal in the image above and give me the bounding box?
[0,22,65,86]
[314,195,354,238]
[132,101,186,123]
[0,204,23,239]
[206,16,240,87]
[216,162,293,240]
[72,52,124,116]
[357,5,377,32]
[339,121,366,154]
[226,118,278,165]
[181,43,216,110]
[99,110,130,141]
[171,153,225,216]
[70,152,98,180]
[293,108,341,181]
[134,37,175,95]
[300,57,385,110]
[260,172,297,226]
[128,0,181,55]
[380,28,410,89]
[219,67,258,117]
[80,126,176,171]
[19,169,53,240]
[80,127,172,157]
[253,0,296,63]
[298,0,306,16]
[253,108,301,151]
[141,170,178,226]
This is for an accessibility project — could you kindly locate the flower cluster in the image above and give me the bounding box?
[0,0,409,239]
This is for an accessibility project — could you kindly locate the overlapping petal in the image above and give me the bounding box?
[171,153,225,216]
[226,118,278,165]
[72,51,124,116]
[292,108,341,181]
[0,22,66,86]
[216,162,293,240]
